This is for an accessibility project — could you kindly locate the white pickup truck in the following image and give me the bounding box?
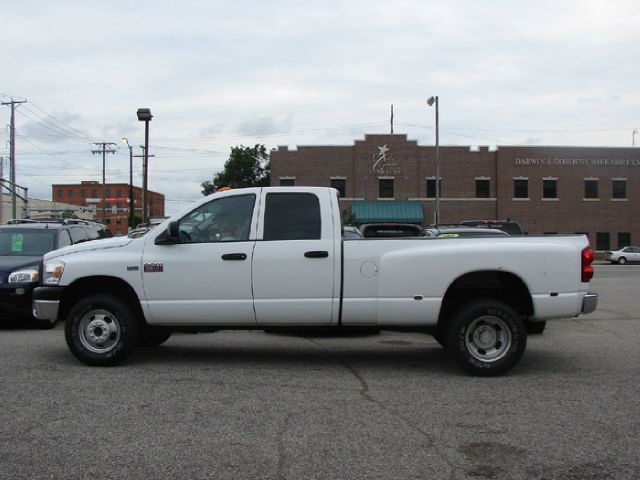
[33,187,597,375]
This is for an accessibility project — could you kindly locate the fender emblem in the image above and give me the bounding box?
[144,262,164,273]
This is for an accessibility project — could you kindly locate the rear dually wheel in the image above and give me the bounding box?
[445,300,527,376]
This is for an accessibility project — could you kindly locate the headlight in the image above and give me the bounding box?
[43,260,65,285]
[8,268,40,284]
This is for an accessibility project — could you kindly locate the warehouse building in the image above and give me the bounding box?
[52,181,165,236]
[270,134,639,251]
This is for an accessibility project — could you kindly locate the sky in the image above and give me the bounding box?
[1,0,639,215]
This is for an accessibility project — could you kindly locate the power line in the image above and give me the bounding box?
[29,101,99,141]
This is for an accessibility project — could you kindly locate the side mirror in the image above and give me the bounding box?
[155,221,179,245]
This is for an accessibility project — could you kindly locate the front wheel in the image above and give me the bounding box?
[445,300,527,376]
[65,294,139,366]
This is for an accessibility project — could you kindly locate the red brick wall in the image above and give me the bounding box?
[270,135,640,249]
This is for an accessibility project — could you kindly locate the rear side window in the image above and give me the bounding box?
[263,193,321,240]
[58,230,72,248]
[68,227,88,244]
[85,227,100,240]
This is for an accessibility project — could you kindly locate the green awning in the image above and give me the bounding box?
[351,201,424,224]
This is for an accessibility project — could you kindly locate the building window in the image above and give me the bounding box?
[279,178,295,187]
[543,179,557,199]
[56,189,63,198]
[80,189,86,198]
[584,180,598,199]
[68,189,74,197]
[330,178,346,197]
[596,232,610,251]
[612,179,626,199]
[618,232,631,248]
[91,189,97,197]
[379,179,394,199]
[514,179,528,199]
[475,179,490,198]
[105,188,111,197]
[116,188,122,197]
[426,178,442,198]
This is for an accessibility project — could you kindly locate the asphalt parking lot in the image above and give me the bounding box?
[1,264,639,479]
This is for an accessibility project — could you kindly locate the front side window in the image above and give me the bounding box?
[543,179,557,199]
[263,193,321,241]
[178,194,256,243]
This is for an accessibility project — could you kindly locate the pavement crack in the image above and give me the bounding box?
[304,337,435,448]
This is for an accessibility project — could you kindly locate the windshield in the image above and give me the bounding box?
[0,230,56,256]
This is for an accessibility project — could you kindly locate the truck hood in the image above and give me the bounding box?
[44,236,135,261]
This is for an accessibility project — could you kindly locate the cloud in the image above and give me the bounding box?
[236,115,294,136]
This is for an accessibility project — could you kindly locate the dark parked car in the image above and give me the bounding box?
[459,219,524,236]
[359,223,423,238]
[0,219,108,327]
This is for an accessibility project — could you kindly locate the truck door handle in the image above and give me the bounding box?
[221,253,247,261]
[304,251,329,258]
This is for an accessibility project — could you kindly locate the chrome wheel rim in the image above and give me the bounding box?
[78,309,121,354]
[465,315,512,363]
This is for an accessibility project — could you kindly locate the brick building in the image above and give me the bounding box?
[52,181,165,236]
[270,134,640,251]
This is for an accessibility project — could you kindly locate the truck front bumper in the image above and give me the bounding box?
[582,292,598,315]
[32,286,64,321]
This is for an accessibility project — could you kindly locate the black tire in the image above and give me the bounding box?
[526,321,546,335]
[137,328,172,347]
[445,300,527,376]
[65,294,139,366]
[618,257,627,265]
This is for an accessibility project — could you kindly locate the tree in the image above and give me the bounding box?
[201,144,270,195]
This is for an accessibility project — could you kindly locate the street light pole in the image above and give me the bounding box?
[136,108,153,224]
[122,138,134,228]
[633,129,638,147]
[427,96,440,224]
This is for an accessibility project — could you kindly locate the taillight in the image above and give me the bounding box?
[582,247,594,282]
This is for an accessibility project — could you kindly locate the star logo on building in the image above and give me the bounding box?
[372,144,393,173]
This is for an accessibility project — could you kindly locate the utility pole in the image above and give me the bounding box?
[133,147,155,223]
[91,143,117,224]
[1,99,27,219]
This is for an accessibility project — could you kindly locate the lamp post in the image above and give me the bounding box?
[122,137,134,229]
[427,96,440,224]
[136,108,153,223]
[633,129,638,147]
